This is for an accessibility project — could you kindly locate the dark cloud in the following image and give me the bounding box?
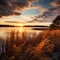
[56,0,60,4]
[41,7,60,19]
[40,7,59,18]
[28,6,60,23]
[0,0,34,17]
[51,0,60,7]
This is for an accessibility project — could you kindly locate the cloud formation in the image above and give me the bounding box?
[0,0,34,17]
[51,0,60,7]
[5,21,22,23]
[0,0,60,24]
[28,6,60,23]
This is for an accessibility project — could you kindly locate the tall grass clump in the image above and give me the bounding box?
[0,30,60,60]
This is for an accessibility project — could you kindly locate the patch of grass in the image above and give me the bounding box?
[0,30,60,60]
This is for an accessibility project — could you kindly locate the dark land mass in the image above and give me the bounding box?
[32,28,49,30]
[0,25,49,30]
[0,25,49,27]
[24,25,49,27]
[0,25,16,27]
[24,25,49,30]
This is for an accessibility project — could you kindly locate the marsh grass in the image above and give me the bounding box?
[0,30,60,60]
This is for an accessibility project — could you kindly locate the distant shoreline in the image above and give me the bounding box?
[0,25,49,30]
[32,28,49,30]
[0,25,16,27]
[0,25,49,27]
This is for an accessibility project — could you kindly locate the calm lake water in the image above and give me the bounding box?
[0,27,43,39]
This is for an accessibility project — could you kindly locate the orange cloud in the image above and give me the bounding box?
[51,0,60,7]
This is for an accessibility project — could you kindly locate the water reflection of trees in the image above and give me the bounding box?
[0,30,60,60]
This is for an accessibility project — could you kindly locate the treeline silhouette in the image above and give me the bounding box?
[50,15,60,29]
[0,30,60,60]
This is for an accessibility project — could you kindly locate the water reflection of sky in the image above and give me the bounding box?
[0,27,42,38]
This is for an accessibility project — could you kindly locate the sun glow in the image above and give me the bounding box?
[16,23,25,27]
[19,24,24,27]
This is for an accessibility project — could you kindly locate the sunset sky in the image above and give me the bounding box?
[0,0,60,26]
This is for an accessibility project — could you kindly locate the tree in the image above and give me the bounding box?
[50,15,60,29]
